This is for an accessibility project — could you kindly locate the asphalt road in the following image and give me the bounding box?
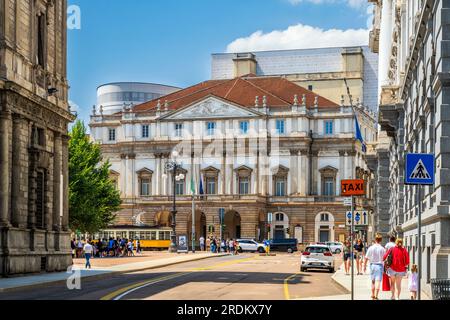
[0,253,347,300]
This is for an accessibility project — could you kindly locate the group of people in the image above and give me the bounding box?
[363,234,417,300]
[199,236,241,255]
[71,238,142,269]
[342,238,367,276]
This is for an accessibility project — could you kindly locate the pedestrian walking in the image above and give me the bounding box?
[71,239,76,258]
[385,235,396,251]
[343,240,352,275]
[127,240,135,256]
[136,239,141,255]
[83,240,93,269]
[354,239,365,275]
[229,239,234,255]
[363,234,386,300]
[408,264,419,300]
[206,237,211,252]
[199,236,205,251]
[384,238,410,300]
[234,239,240,255]
[76,239,84,258]
[220,239,226,253]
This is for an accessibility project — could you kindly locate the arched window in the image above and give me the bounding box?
[320,213,329,222]
[275,213,285,222]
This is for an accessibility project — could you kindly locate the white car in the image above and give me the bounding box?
[326,241,344,254]
[301,245,335,273]
[236,239,266,253]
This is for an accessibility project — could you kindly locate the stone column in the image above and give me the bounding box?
[155,154,161,196]
[12,115,28,228]
[53,133,62,231]
[297,151,302,194]
[0,110,11,226]
[379,0,393,89]
[61,135,70,231]
[290,150,298,195]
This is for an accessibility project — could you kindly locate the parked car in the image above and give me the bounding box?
[300,245,335,273]
[236,239,266,253]
[325,241,344,254]
[269,239,298,253]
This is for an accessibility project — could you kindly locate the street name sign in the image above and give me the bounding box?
[341,179,365,196]
[405,154,435,185]
[343,197,353,206]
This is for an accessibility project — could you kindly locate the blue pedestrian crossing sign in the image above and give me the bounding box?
[405,154,435,185]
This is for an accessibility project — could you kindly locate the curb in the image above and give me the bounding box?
[331,274,351,295]
[0,253,229,293]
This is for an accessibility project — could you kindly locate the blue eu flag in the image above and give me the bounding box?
[355,115,367,153]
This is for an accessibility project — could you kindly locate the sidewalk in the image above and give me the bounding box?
[328,263,431,300]
[0,252,228,293]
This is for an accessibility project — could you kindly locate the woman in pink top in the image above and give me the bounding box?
[383,238,410,300]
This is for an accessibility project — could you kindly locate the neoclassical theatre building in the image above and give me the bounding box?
[1,0,74,276]
[90,75,377,244]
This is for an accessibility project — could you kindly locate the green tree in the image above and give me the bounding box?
[69,120,121,234]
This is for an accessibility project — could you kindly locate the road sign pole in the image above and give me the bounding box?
[351,195,354,301]
[417,185,422,301]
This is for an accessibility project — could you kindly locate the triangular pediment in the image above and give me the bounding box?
[136,168,154,175]
[160,95,262,121]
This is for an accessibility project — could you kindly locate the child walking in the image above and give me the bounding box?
[408,264,419,300]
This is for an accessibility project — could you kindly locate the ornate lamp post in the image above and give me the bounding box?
[164,151,185,253]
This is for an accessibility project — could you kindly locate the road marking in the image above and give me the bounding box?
[100,272,190,301]
[101,255,258,300]
[284,273,301,300]
[193,256,258,271]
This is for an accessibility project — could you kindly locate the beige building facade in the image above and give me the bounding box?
[0,0,74,276]
[90,74,377,245]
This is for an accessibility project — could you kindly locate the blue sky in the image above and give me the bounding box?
[67,0,372,125]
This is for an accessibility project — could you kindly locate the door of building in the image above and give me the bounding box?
[275,226,285,240]
[319,230,330,242]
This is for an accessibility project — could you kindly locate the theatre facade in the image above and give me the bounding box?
[90,75,377,244]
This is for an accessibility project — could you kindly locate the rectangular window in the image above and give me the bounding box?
[308,85,313,91]
[142,125,149,138]
[175,180,184,195]
[323,178,335,196]
[35,171,45,229]
[206,122,216,136]
[175,123,183,137]
[239,177,249,195]
[140,178,150,196]
[108,128,116,141]
[275,178,286,197]
[276,120,285,135]
[239,121,249,134]
[37,14,46,68]
[324,121,334,135]
[206,177,216,195]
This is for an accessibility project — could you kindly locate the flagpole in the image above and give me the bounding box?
[192,192,196,254]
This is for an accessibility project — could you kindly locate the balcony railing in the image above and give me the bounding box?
[122,194,373,205]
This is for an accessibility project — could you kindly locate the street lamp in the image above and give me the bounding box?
[165,150,184,253]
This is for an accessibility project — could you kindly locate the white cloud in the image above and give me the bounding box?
[226,24,369,53]
[69,100,80,113]
[287,0,366,9]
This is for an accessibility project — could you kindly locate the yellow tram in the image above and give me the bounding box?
[89,226,173,250]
